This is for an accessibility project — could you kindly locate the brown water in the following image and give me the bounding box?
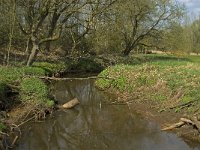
[15,79,200,150]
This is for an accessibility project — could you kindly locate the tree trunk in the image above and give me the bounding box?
[45,12,60,52]
[45,28,54,52]
[26,42,39,66]
[25,37,31,55]
[123,46,132,56]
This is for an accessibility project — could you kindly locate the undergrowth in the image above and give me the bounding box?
[96,58,200,113]
[20,78,54,108]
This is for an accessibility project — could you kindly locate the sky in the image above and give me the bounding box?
[177,0,200,16]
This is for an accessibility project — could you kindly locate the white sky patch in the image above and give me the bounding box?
[177,0,200,16]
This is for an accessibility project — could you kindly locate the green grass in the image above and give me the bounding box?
[0,66,46,83]
[0,122,6,131]
[0,62,63,109]
[33,62,65,74]
[20,77,54,107]
[96,54,200,112]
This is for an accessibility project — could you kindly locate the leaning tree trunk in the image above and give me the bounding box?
[123,46,132,56]
[26,42,39,66]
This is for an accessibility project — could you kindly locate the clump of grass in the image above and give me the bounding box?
[20,77,54,107]
[0,122,6,131]
[0,67,22,83]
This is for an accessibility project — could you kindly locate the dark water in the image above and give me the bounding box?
[15,79,200,150]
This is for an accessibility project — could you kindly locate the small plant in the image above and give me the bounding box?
[0,122,6,131]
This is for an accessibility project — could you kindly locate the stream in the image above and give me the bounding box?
[14,79,200,150]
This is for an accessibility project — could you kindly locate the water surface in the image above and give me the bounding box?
[15,79,200,150]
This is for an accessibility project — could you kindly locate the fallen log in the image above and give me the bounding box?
[161,121,185,131]
[161,117,200,131]
[59,98,80,109]
[25,75,114,81]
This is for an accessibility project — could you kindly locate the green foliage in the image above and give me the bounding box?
[33,62,65,74]
[20,77,54,107]
[69,58,104,73]
[0,122,6,131]
[152,94,167,102]
[96,55,200,113]
[112,76,126,91]
[21,67,46,76]
[0,66,46,84]
[0,81,7,100]
[0,67,22,82]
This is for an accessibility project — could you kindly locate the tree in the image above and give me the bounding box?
[190,19,200,54]
[16,0,117,66]
[110,0,183,56]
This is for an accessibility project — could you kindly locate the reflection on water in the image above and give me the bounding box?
[15,79,200,150]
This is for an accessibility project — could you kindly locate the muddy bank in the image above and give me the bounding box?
[99,86,200,145]
[127,101,200,144]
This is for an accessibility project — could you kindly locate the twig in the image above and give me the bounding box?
[0,131,9,136]
[161,117,199,131]
[17,116,35,127]
[11,135,18,147]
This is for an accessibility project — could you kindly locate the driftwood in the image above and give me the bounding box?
[59,98,80,109]
[190,117,200,132]
[161,117,200,132]
[161,121,185,131]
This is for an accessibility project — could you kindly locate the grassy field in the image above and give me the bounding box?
[96,54,200,113]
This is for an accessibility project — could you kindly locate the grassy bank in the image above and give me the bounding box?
[96,54,200,113]
[0,62,65,134]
